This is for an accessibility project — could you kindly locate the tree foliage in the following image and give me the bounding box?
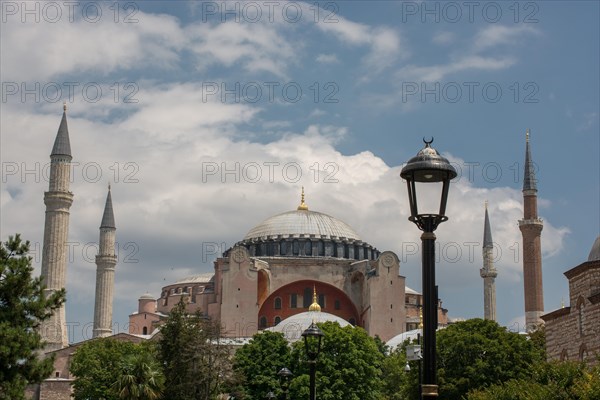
[467,361,600,400]
[0,234,65,400]
[436,318,545,399]
[231,330,291,400]
[113,350,164,400]
[157,298,231,400]
[288,321,384,400]
[70,338,153,400]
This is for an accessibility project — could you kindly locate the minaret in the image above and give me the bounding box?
[480,201,497,321]
[40,103,73,351]
[93,186,117,338]
[518,129,544,331]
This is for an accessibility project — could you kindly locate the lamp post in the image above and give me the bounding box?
[400,138,456,398]
[302,322,324,400]
[277,367,293,400]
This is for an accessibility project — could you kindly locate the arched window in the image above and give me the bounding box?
[354,245,360,260]
[280,240,287,255]
[303,287,312,308]
[293,240,300,256]
[274,297,282,309]
[259,316,267,329]
[143,327,148,335]
[304,240,312,256]
[318,241,325,256]
[290,293,298,308]
[274,316,281,326]
[334,299,341,310]
[318,294,325,309]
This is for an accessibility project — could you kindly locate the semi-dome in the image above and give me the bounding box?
[244,209,361,241]
[265,310,352,342]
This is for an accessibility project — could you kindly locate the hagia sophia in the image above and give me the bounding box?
[128,188,449,342]
[25,107,600,399]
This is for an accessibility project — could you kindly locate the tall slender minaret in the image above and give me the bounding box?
[40,103,73,351]
[92,186,117,338]
[518,129,544,331]
[480,201,497,321]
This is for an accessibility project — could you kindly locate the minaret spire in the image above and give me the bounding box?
[523,128,537,192]
[93,187,117,338]
[519,130,544,331]
[480,201,497,321]
[40,106,74,351]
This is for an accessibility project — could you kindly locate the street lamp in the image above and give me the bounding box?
[302,322,324,400]
[277,367,293,400]
[400,138,457,399]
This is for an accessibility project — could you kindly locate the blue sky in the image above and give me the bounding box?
[1,1,598,342]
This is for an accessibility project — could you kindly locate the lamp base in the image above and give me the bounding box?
[421,384,438,398]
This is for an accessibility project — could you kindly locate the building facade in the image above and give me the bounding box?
[541,236,600,365]
[130,193,449,341]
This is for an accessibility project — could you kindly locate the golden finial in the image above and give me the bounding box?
[297,186,308,211]
[418,307,423,329]
[526,128,530,142]
[308,285,321,312]
[63,101,67,112]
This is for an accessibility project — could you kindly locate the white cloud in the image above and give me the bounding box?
[186,21,297,78]
[432,31,456,45]
[1,11,186,81]
[474,25,540,51]
[397,56,516,82]
[316,54,339,64]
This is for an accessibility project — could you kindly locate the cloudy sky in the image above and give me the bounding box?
[1,1,598,342]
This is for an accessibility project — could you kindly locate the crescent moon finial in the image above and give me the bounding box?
[423,137,434,146]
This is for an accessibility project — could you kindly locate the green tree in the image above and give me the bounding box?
[231,330,291,400]
[381,347,412,400]
[436,318,544,400]
[112,351,164,400]
[467,361,600,400]
[288,321,384,400]
[0,234,65,400]
[70,338,147,400]
[157,299,231,400]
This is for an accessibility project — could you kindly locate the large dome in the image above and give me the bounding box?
[244,209,361,241]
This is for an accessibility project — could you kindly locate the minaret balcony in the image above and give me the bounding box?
[518,218,543,227]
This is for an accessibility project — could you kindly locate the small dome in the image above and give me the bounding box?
[265,311,351,342]
[386,329,422,350]
[139,293,155,300]
[588,236,600,262]
[244,210,361,241]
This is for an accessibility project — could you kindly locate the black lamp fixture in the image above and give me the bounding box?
[400,138,456,399]
[302,322,324,400]
[277,367,293,400]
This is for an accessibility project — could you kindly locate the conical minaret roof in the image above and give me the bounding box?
[100,186,116,229]
[483,202,493,248]
[523,129,536,191]
[51,103,72,157]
